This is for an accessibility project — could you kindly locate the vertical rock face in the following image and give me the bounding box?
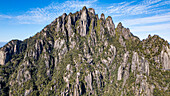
[0,51,5,65]
[100,13,105,20]
[0,40,22,65]
[117,22,123,33]
[67,15,73,37]
[131,52,139,72]
[117,65,123,80]
[0,6,169,96]
[80,6,89,36]
[85,72,93,91]
[161,46,170,69]
[131,52,149,75]
[117,51,129,81]
[88,8,95,15]
[105,16,115,36]
[122,28,131,39]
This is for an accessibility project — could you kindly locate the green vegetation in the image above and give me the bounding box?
[0,7,169,96]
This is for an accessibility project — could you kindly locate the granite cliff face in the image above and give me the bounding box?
[0,6,169,96]
[0,40,22,65]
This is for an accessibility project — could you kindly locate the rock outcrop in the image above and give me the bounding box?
[0,40,22,65]
[0,51,5,65]
[0,6,169,96]
[161,46,170,69]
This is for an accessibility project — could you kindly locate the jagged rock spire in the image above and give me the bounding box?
[88,8,95,14]
[105,16,115,35]
[80,6,89,36]
[0,6,169,96]
[101,13,105,20]
[0,40,22,65]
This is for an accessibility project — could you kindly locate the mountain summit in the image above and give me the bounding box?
[0,6,169,96]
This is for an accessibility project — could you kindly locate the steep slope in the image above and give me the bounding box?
[0,6,169,96]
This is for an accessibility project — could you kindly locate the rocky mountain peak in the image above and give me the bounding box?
[0,40,22,65]
[88,8,95,14]
[117,22,123,30]
[101,13,105,20]
[106,16,114,26]
[82,6,88,11]
[0,6,169,96]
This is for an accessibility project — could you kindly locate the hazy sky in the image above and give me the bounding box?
[0,0,170,42]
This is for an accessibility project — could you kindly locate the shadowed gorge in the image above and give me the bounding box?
[0,6,169,96]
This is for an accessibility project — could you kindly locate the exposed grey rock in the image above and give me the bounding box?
[1,6,169,96]
[100,13,105,20]
[88,8,95,14]
[117,65,123,80]
[24,89,32,96]
[135,75,153,96]
[131,52,149,75]
[131,51,139,72]
[105,16,115,36]
[55,17,62,33]
[119,36,126,47]
[67,15,73,37]
[80,6,89,36]
[138,57,149,75]
[62,13,67,36]
[47,70,51,79]
[54,38,65,49]
[118,52,129,81]
[95,70,103,88]
[85,72,93,91]
[70,40,76,49]
[122,28,131,39]
[117,22,123,33]
[144,59,149,75]
[122,63,130,87]
[24,70,31,81]
[0,51,5,65]
[108,45,116,64]
[161,46,170,69]
[0,40,22,65]
[101,59,108,65]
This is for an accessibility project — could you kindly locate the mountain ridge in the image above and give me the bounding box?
[0,6,169,96]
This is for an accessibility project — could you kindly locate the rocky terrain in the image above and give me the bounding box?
[0,6,169,96]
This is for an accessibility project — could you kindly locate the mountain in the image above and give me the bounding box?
[0,6,169,96]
